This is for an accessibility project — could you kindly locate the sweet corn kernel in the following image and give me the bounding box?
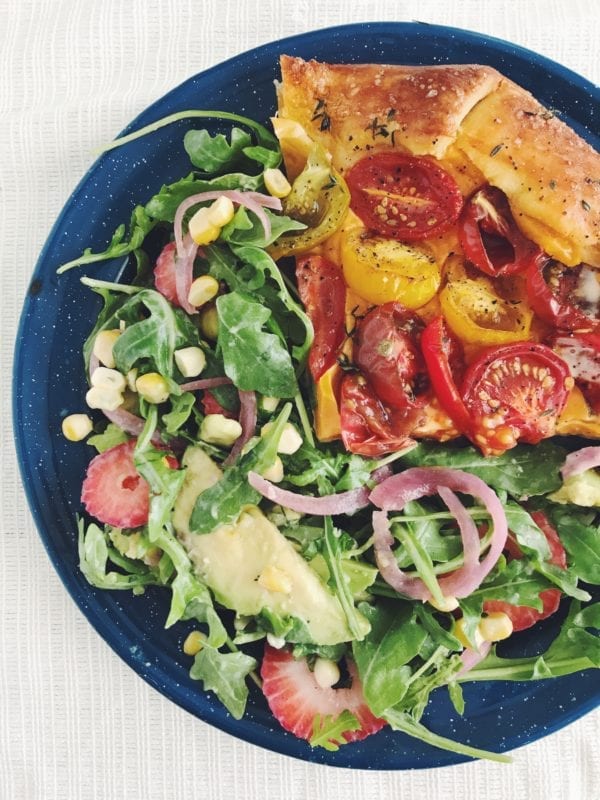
[62,414,93,442]
[478,612,513,642]
[261,456,284,483]
[92,329,121,368]
[188,207,221,246]
[183,630,205,656]
[200,413,242,447]
[85,385,124,412]
[453,617,484,650]
[174,346,206,378]
[258,564,293,594]
[188,275,220,308]
[207,196,235,227]
[91,367,127,391]
[263,168,292,199]
[260,395,279,413]
[261,421,303,454]
[136,372,170,404]
[199,305,219,340]
[266,633,286,649]
[313,658,340,689]
[429,595,459,613]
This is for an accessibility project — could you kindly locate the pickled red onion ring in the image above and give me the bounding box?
[370,467,508,600]
[561,446,600,479]
[224,390,257,467]
[455,641,492,679]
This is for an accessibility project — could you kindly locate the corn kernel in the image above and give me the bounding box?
[92,329,121,368]
[199,305,219,340]
[260,395,279,413]
[478,612,513,642]
[174,346,206,378]
[263,168,292,199]
[258,564,293,594]
[261,456,284,483]
[261,421,303,454]
[206,196,235,227]
[313,658,340,689]
[91,367,126,391]
[266,633,286,649]
[200,413,242,447]
[429,595,459,613]
[188,275,220,308]
[183,630,205,656]
[62,413,93,442]
[136,372,170,404]
[453,617,484,650]
[85,385,124,412]
[188,207,221,246]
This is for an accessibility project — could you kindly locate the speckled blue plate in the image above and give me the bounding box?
[13,22,600,769]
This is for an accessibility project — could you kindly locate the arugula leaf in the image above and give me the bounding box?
[462,601,600,682]
[223,208,305,248]
[309,711,361,751]
[78,520,160,591]
[57,205,154,274]
[216,292,297,397]
[189,403,291,533]
[285,442,374,495]
[184,126,253,172]
[402,440,566,496]
[392,507,446,607]
[190,647,257,719]
[321,518,370,641]
[352,601,427,716]
[87,423,129,453]
[162,392,196,434]
[544,504,600,584]
[182,597,227,649]
[242,145,281,169]
[384,710,511,763]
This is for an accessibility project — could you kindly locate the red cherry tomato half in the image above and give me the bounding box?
[339,372,416,457]
[552,332,600,413]
[345,153,463,241]
[484,511,566,631]
[526,256,600,332]
[296,255,347,382]
[421,316,471,435]
[461,342,571,454]
[354,302,427,411]
[458,186,542,277]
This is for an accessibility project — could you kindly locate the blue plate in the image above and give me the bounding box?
[13,22,600,769]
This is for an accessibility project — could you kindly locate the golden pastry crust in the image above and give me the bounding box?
[278,55,600,268]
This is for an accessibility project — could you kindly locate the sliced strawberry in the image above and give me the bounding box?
[81,440,150,528]
[153,242,179,306]
[260,645,386,744]
[201,390,236,419]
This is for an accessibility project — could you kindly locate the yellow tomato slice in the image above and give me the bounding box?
[340,228,441,308]
[440,274,533,345]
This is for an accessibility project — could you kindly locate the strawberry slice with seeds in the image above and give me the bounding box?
[201,390,236,419]
[81,440,150,528]
[260,645,386,743]
[153,242,179,306]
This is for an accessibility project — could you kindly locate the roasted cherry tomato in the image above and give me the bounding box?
[296,255,347,382]
[461,342,571,454]
[345,153,463,241]
[339,372,415,457]
[421,316,471,435]
[354,302,427,411]
[526,256,600,332]
[459,186,542,277]
[484,511,566,631]
[440,258,533,346]
[552,332,600,413]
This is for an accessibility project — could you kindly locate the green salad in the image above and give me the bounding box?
[58,110,600,763]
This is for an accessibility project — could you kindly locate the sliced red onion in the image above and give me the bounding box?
[173,189,282,261]
[370,467,508,601]
[174,233,199,314]
[455,641,492,679]
[561,446,600,479]
[179,376,232,393]
[247,470,389,516]
[224,390,257,467]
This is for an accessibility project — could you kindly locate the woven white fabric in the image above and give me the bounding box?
[2,1,599,798]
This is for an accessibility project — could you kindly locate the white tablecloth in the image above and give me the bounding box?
[2,1,599,798]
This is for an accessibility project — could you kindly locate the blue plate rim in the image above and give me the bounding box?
[13,20,600,770]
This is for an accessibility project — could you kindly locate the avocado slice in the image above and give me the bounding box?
[549,469,600,507]
[173,447,364,645]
